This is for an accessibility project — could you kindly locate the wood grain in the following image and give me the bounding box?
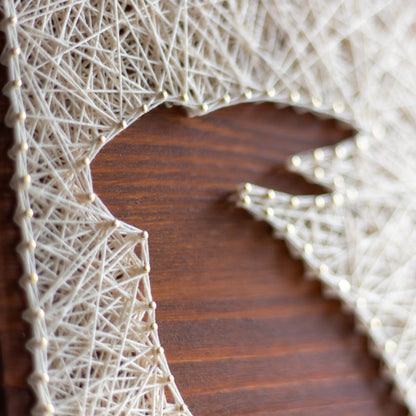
[92,103,406,416]
[0,66,408,415]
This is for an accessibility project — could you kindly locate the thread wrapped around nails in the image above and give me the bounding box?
[3,2,416,416]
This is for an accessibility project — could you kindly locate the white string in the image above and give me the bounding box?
[1,0,416,415]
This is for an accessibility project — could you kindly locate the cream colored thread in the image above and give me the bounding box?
[4,2,416,416]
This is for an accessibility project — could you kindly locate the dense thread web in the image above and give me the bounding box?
[1,1,416,415]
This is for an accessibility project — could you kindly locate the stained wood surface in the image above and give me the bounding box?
[0,69,408,415]
[93,104,407,416]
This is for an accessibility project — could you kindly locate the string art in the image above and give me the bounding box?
[1,0,416,415]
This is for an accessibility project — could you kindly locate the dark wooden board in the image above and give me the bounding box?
[93,103,406,416]
[0,59,408,415]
